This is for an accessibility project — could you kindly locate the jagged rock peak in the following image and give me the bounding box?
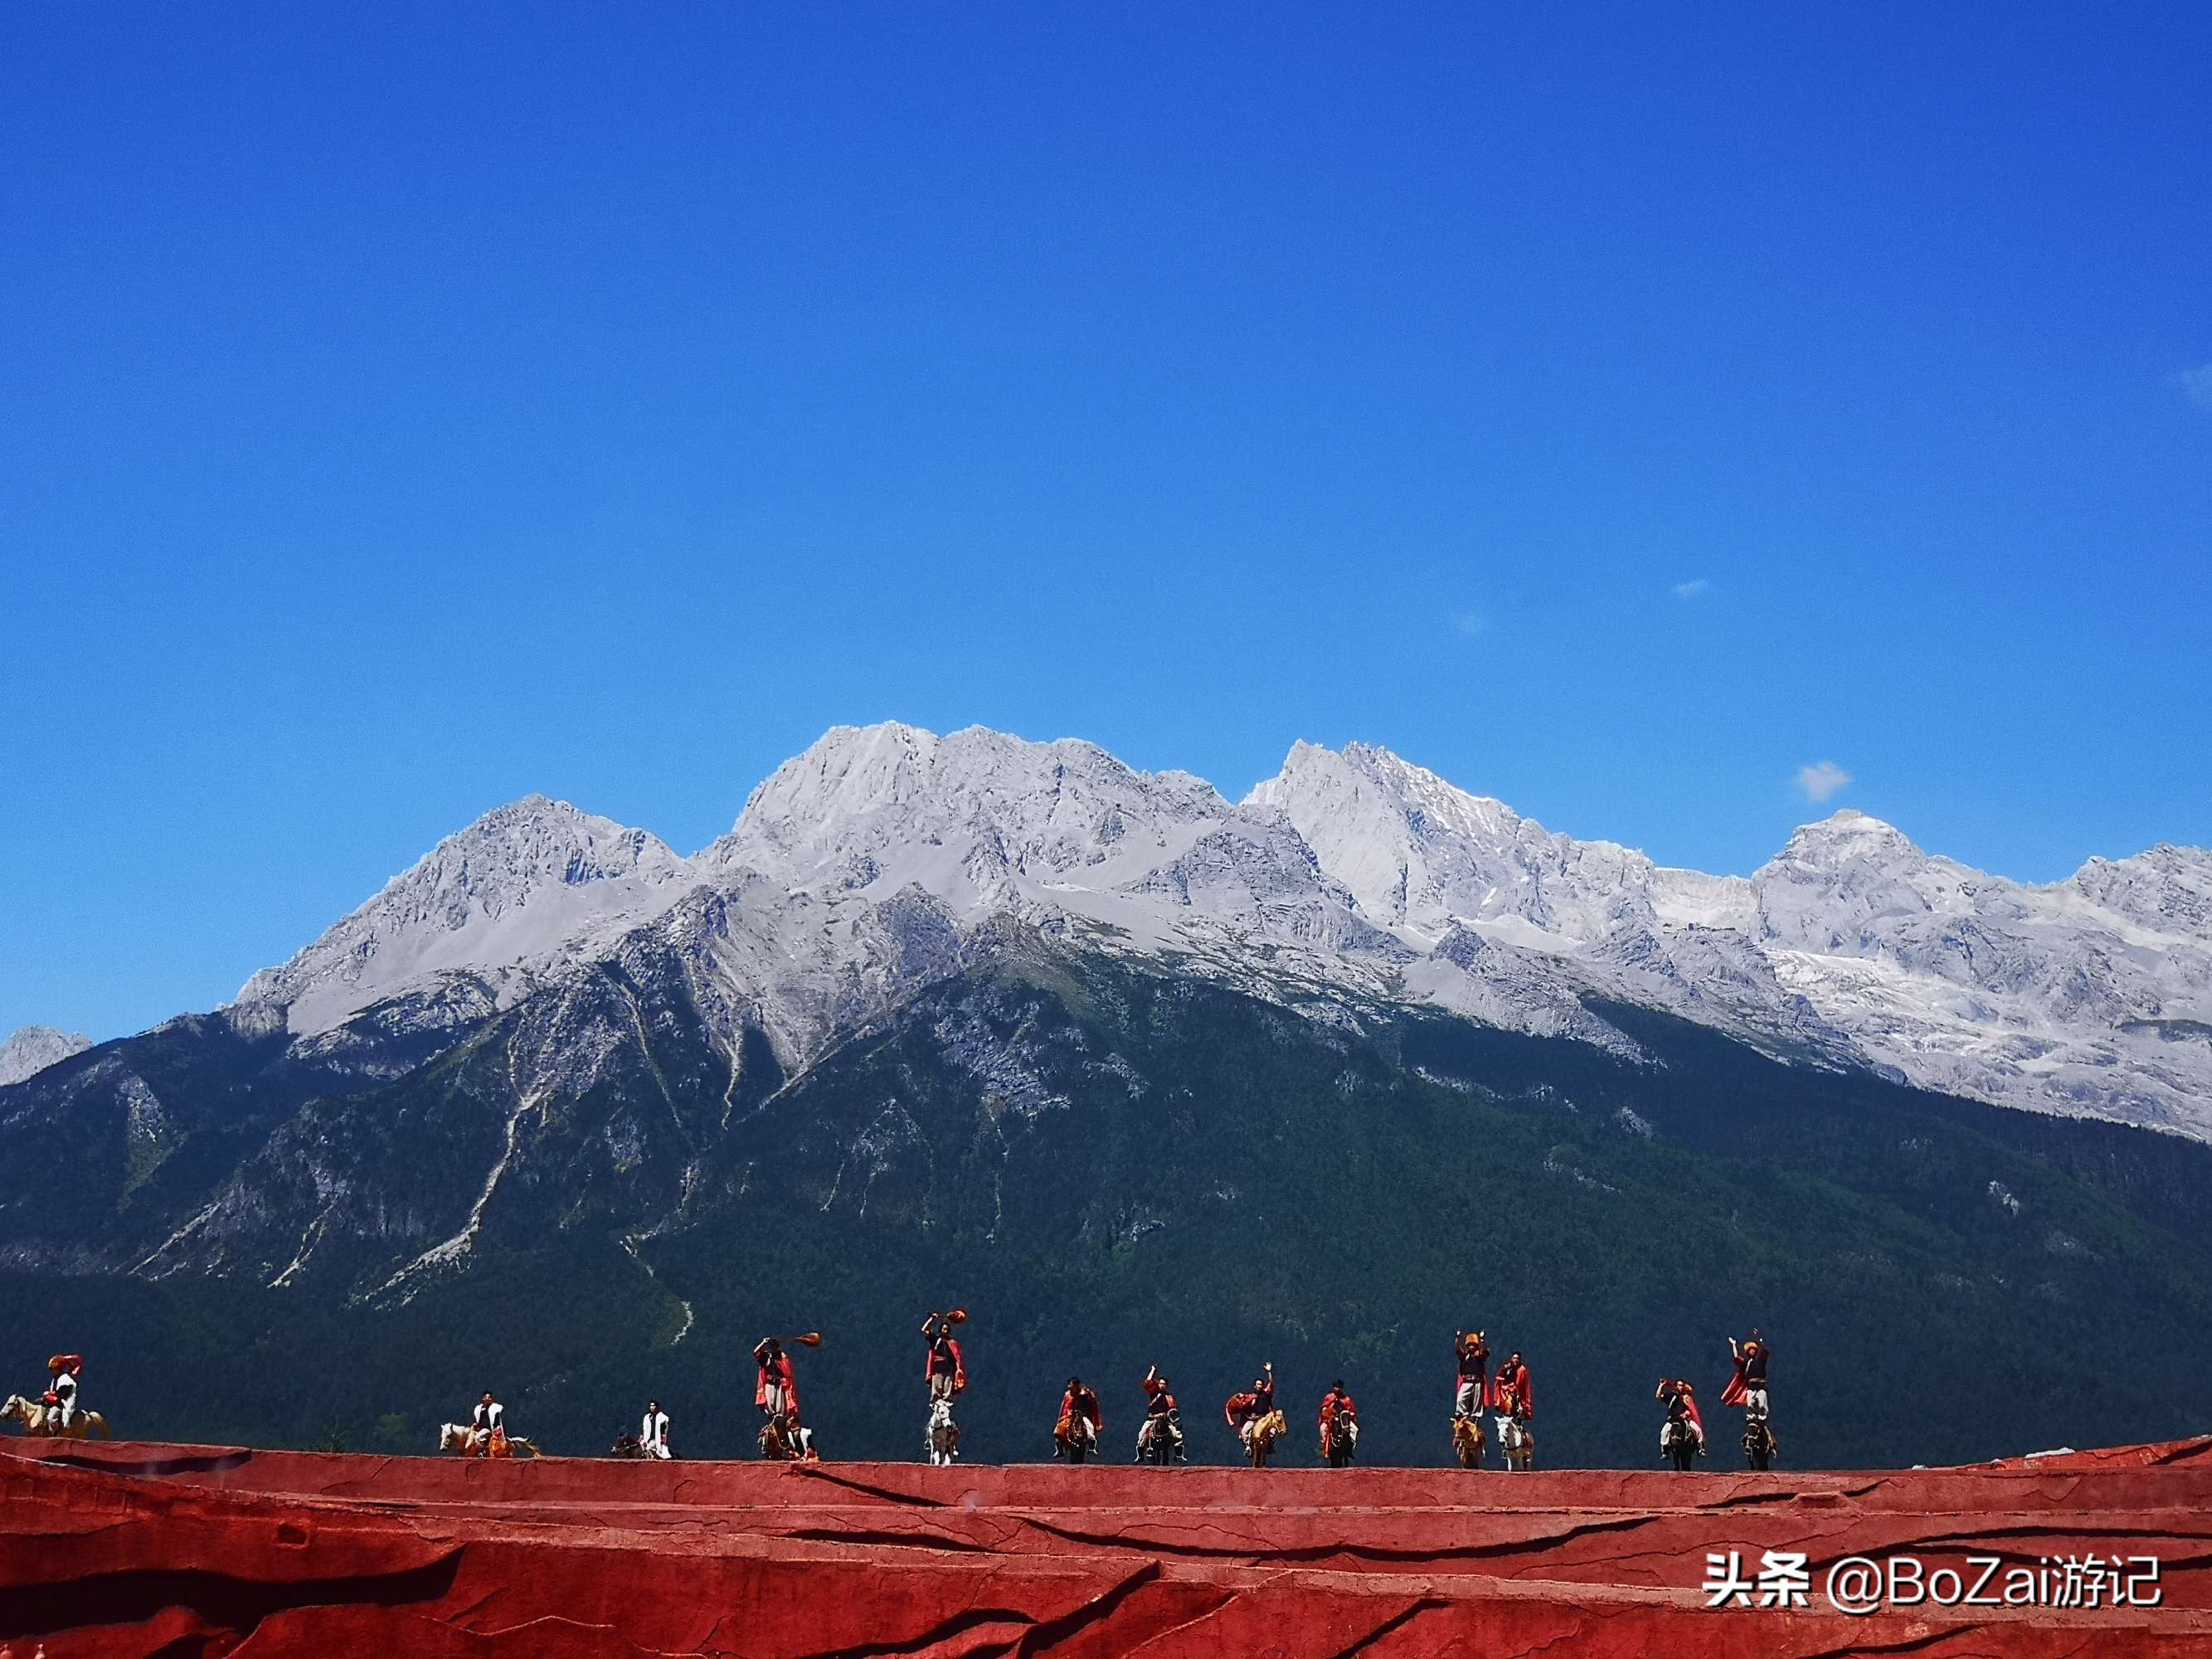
[0,1025,93,1089]
[235,794,693,1036]
[715,721,1231,885]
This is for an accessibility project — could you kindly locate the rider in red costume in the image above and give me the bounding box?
[1316,1379,1359,1457]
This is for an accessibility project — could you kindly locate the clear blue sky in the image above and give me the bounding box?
[5,3,2209,1041]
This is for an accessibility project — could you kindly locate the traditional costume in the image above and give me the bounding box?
[43,1355,82,1432]
[1454,1332,1489,1418]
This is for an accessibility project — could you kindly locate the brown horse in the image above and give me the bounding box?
[1451,1411,1485,1469]
[1245,1408,1286,1468]
[2,1394,110,1439]
[438,1422,540,1457]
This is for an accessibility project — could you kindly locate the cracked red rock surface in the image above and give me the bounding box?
[5,1437,2211,1655]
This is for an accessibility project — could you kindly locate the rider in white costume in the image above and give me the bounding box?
[46,1356,82,1432]
[470,1392,504,1451]
[640,1399,672,1459]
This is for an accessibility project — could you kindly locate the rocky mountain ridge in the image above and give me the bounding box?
[0,1024,91,1087]
[204,722,2212,1138]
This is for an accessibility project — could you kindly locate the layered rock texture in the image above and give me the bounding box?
[4,1435,2210,1656]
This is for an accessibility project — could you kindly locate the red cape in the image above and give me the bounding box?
[755,1353,800,1419]
[1721,1357,1749,1408]
[1315,1392,1358,1428]
[1062,1388,1101,1430]
[1491,1364,1532,1415]
[926,1337,966,1391]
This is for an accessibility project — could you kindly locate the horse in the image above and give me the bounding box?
[610,1433,646,1459]
[1135,1409,1182,1465]
[1053,1411,1099,1463]
[758,1412,815,1462]
[2,1394,110,1439]
[1662,1416,1703,1472]
[926,1396,961,1466]
[1451,1411,1485,1470]
[1495,1411,1534,1472]
[438,1423,537,1457]
[1244,1408,1286,1469]
[1743,1416,1779,1472]
[1320,1401,1357,1467]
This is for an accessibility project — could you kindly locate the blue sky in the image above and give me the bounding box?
[4,2,2209,1040]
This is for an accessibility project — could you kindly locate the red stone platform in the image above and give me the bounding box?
[6,1436,2212,1655]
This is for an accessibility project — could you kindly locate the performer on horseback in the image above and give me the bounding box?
[754,1337,801,1424]
[1224,1361,1275,1456]
[42,1355,83,1434]
[640,1399,673,1460]
[1316,1379,1359,1457]
[1490,1350,1534,1469]
[1656,1376,1705,1468]
[1721,1330,1770,1418]
[470,1391,506,1455]
[1493,1350,1532,1421]
[921,1311,966,1403]
[1057,1375,1103,1456]
[1453,1331,1489,1419]
[1138,1364,1185,1462]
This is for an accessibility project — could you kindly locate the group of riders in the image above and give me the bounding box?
[629,1319,1771,1472]
[1656,1331,1778,1472]
[12,1326,1775,1472]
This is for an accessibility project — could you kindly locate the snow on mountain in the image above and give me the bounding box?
[236,795,695,1035]
[0,1025,92,1087]
[214,723,2212,1139]
[1253,743,2212,1131]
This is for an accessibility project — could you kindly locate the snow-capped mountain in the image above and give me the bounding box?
[1253,741,2212,1130]
[235,795,695,1036]
[0,1024,91,1087]
[209,722,2212,1139]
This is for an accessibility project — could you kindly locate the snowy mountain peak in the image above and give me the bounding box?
[1251,738,1650,944]
[0,1025,92,1089]
[717,722,1231,896]
[236,795,693,1035]
[1772,808,1928,870]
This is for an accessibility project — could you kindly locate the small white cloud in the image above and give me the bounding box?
[1796,761,1851,803]
[2180,362,2212,411]
[1453,610,1488,637]
[1673,578,1710,600]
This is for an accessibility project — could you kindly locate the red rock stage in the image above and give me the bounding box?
[5,1437,2212,1656]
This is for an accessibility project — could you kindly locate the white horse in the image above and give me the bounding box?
[2,1393,111,1439]
[1495,1412,1534,1472]
[926,1395,961,1466]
